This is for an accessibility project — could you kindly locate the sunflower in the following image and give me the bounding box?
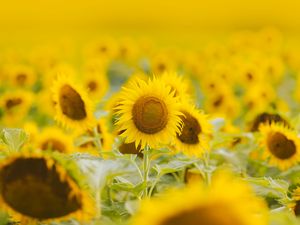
[83,69,109,100]
[171,103,212,157]
[150,53,176,75]
[52,74,96,130]
[0,151,95,223]
[7,64,37,88]
[258,123,300,170]
[289,187,300,216]
[130,171,268,225]
[159,72,193,101]
[36,126,74,153]
[0,90,34,126]
[249,112,290,132]
[115,77,182,149]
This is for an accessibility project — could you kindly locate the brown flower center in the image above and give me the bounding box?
[41,139,66,153]
[294,201,300,216]
[177,111,201,144]
[16,73,27,85]
[160,205,243,225]
[251,112,290,132]
[87,81,98,92]
[119,142,143,157]
[5,98,23,110]
[59,85,87,120]
[0,158,82,219]
[267,132,296,159]
[132,96,168,134]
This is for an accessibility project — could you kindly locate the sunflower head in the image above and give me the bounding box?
[250,112,290,132]
[0,151,95,223]
[173,103,212,157]
[52,74,96,130]
[130,171,268,225]
[258,123,300,170]
[115,77,183,148]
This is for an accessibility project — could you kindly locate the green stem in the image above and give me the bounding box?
[142,145,151,198]
[93,126,103,157]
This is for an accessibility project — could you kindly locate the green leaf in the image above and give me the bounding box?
[0,128,28,152]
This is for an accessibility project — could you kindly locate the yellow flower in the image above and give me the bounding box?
[258,123,300,170]
[83,69,109,101]
[0,90,34,126]
[150,53,176,74]
[130,171,268,225]
[115,77,182,149]
[52,74,96,130]
[7,64,37,88]
[172,102,212,157]
[159,71,194,102]
[36,126,74,153]
[249,112,290,132]
[0,151,95,223]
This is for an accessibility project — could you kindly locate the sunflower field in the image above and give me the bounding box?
[2,1,300,225]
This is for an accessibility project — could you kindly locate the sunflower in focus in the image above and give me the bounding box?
[0,151,95,223]
[171,102,212,157]
[258,123,300,170]
[115,77,182,148]
[52,74,96,130]
[36,126,74,153]
[130,171,268,225]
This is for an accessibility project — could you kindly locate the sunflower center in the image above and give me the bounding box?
[177,111,201,144]
[160,205,243,225]
[251,112,289,132]
[294,201,300,216]
[41,139,66,152]
[132,96,168,134]
[87,81,98,92]
[268,132,296,159]
[213,96,223,107]
[16,73,27,85]
[59,85,87,120]
[119,142,143,157]
[5,98,22,109]
[0,158,82,220]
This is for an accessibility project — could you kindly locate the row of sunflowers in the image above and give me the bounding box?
[1,28,300,224]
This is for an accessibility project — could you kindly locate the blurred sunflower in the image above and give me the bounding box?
[36,127,74,153]
[7,64,37,88]
[150,53,176,75]
[52,74,95,130]
[249,112,290,132]
[115,77,182,148]
[130,171,268,225]
[258,123,300,170]
[289,187,300,216]
[83,70,109,100]
[159,72,193,101]
[172,103,212,156]
[0,151,95,223]
[0,90,34,126]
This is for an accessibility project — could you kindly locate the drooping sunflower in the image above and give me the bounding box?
[130,171,268,225]
[172,103,212,157]
[0,151,95,223]
[52,74,96,130]
[258,123,300,170]
[36,126,74,154]
[115,77,182,149]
